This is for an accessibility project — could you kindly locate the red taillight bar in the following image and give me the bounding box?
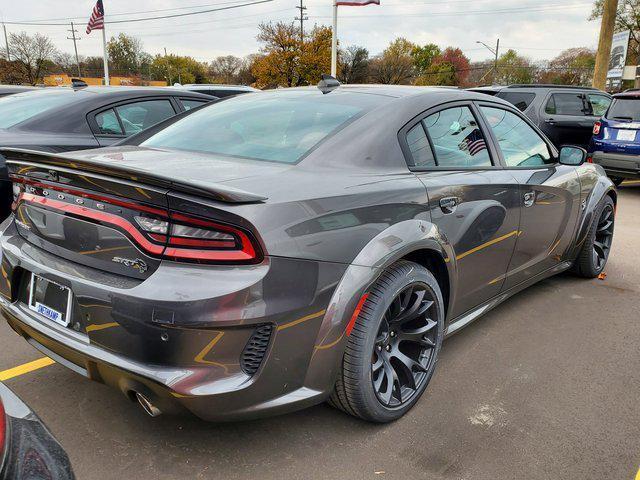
[15,182,262,264]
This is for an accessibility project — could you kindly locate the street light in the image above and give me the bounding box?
[476,39,500,84]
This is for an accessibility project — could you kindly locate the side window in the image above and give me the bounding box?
[545,93,585,116]
[495,92,536,112]
[586,94,611,117]
[481,106,552,167]
[423,106,491,167]
[405,123,435,167]
[114,99,176,136]
[95,109,123,135]
[181,99,208,111]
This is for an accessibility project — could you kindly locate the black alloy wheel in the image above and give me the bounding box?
[371,283,438,407]
[329,260,444,423]
[593,201,615,271]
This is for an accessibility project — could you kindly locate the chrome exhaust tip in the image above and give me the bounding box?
[135,392,162,417]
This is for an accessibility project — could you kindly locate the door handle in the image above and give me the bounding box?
[440,196,459,214]
[523,191,535,208]
[545,118,556,125]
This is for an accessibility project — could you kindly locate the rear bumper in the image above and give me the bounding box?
[0,220,354,421]
[591,150,640,179]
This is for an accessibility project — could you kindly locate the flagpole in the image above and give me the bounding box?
[101,18,110,85]
[331,0,337,77]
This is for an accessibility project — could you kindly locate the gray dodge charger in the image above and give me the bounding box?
[0,82,616,423]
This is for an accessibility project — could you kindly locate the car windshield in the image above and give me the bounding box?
[141,90,380,163]
[607,98,640,122]
[0,90,76,129]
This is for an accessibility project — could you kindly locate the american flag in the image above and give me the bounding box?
[459,129,487,156]
[335,0,380,5]
[86,0,105,34]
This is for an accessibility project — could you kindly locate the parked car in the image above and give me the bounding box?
[174,84,259,99]
[0,382,75,479]
[0,85,38,97]
[0,83,615,423]
[0,86,213,219]
[469,84,612,149]
[588,89,640,185]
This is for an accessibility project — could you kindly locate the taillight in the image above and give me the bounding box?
[593,121,601,135]
[586,155,593,163]
[0,397,6,457]
[11,177,263,265]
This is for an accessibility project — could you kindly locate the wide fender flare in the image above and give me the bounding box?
[302,219,455,394]
[574,176,616,256]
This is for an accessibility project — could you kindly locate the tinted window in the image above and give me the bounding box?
[587,94,611,116]
[95,109,123,135]
[142,91,379,164]
[422,106,491,167]
[405,123,435,167]
[545,93,585,116]
[181,99,208,111]
[496,92,536,111]
[481,106,552,167]
[0,90,73,129]
[115,100,176,135]
[606,98,640,121]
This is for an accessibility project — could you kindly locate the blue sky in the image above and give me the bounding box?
[0,0,600,63]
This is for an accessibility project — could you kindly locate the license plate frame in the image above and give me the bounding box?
[28,274,73,327]
[616,129,637,142]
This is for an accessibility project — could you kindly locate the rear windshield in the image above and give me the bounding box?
[496,92,536,112]
[0,90,75,129]
[142,90,381,163]
[607,98,640,122]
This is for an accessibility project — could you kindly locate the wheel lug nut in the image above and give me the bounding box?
[390,331,395,337]
[377,345,382,351]
[385,345,391,351]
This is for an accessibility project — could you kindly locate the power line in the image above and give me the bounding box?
[295,0,308,42]
[2,0,275,26]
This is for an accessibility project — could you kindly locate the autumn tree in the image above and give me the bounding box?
[298,25,332,85]
[8,32,57,85]
[418,47,471,86]
[369,38,416,84]
[411,43,441,76]
[150,54,208,85]
[209,55,243,83]
[494,49,534,85]
[252,22,301,88]
[339,45,370,83]
[541,48,596,85]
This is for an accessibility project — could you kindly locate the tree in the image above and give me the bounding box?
[411,43,441,76]
[298,25,332,85]
[150,54,208,85]
[107,33,145,75]
[252,22,301,88]
[369,38,416,84]
[8,32,57,85]
[541,48,596,85]
[591,0,639,62]
[418,47,471,86]
[494,49,534,85]
[236,54,260,86]
[0,58,28,84]
[338,45,370,83]
[209,55,243,84]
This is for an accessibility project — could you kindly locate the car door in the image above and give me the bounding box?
[539,91,595,148]
[89,97,179,147]
[401,102,521,318]
[478,103,582,289]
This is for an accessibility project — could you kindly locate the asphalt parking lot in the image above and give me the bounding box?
[1,184,639,480]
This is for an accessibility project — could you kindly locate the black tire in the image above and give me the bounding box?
[573,196,615,278]
[610,177,624,187]
[329,260,444,423]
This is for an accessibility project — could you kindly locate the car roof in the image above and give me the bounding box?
[181,84,259,91]
[614,89,640,99]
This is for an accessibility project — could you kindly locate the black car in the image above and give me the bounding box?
[469,84,612,149]
[174,84,259,98]
[0,86,212,218]
[0,382,74,479]
[0,83,615,423]
[0,86,38,98]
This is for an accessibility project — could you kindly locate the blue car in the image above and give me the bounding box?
[589,89,640,185]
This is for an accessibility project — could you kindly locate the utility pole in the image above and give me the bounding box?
[67,22,82,78]
[3,24,9,61]
[593,0,619,90]
[494,38,500,81]
[476,39,500,84]
[295,0,308,43]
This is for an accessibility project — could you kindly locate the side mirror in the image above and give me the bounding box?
[559,145,587,166]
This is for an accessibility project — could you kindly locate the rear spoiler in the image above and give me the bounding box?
[0,148,267,204]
